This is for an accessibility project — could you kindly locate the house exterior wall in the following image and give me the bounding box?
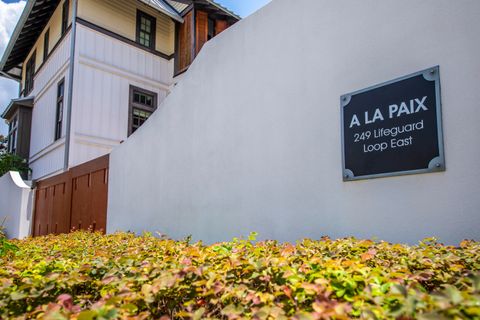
[107,0,480,245]
[12,0,73,180]
[21,0,72,93]
[69,24,173,167]
[7,0,234,181]
[77,0,175,56]
[176,10,193,73]
[23,0,177,179]
[14,107,32,161]
[29,30,71,180]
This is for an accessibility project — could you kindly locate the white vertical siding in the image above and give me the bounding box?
[29,145,65,180]
[69,24,172,167]
[76,24,174,84]
[33,32,71,98]
[29,32,71,180]
[21,0,71,91]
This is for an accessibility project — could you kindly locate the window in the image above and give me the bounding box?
[43,29,50,62]
[55,79,65,140]
[208,18,215,40]
[62,0,69,35]
[136,10,156,49]
[7,115,18,154]
[129,86,157,135]
[25,51,36,95]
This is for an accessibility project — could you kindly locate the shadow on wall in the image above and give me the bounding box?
[0,171,33,239]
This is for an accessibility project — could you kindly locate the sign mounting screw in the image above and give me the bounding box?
[436,163,441,168]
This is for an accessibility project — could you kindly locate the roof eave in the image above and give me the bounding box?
[1,96,34,120]
[140,0,184,23]
[0,0,35,77]
[206,0,241,20]
[0,70,21,82]
[155,8,184,23]
[161,0,185,22]
[160,7,184,23]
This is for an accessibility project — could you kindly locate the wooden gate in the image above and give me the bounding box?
[32,155,109,236]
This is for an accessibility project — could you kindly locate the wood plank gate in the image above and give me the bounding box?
[32,155,109,236]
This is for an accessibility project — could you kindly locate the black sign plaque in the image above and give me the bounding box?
[341,66,445,181]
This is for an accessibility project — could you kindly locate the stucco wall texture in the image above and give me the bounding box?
[107,0,480,244]
[0,172,32,239]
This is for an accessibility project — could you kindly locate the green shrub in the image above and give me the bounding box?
[0,237,18,257]
[0,217,19,257]
[0,152,31,178]
[0,134,7,153]
[0,232,479,319]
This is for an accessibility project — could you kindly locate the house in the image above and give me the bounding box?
[1,0,479,245]
[0,0,239,181]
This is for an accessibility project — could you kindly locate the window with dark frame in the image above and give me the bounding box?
[43,29,50,62]
[62,0,69,36]
[129,86,157,136]
[25,51,36,95]
[7,115,18,154]
[208,18,215,40]
[136,10,156,49]
[55,79,65,141]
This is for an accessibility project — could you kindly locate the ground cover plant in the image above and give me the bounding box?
[0,232,479,319]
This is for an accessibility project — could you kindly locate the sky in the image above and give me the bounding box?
[0,0,272,135]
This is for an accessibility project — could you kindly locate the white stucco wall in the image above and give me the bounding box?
[0,172,33,239]
[107,0,480,244]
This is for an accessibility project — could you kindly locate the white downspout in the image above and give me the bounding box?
[63,0,78,170]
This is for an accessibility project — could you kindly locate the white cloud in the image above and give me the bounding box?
[0,0,26,135]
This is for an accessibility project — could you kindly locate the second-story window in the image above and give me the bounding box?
[43,29,50,62]
[136,10,156,49]
[25,51,36,95]
[129,86,157,136]
[55,79,65,141]
[7,115,18,154]
[208,18,215,40]
[62,0,69,35]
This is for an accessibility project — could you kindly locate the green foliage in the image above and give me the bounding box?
[0,232,479,319]
[0,217,19,257]
[0,237,19,257]
[0,152,31,177]
[0,134,6,154]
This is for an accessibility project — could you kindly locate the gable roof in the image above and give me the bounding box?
[0,0,239,81]
[166,0,189,13]
[139,0,184,22]
[0,0,58,80]
[0,0,183,80]
[1,96,34,120]
[204,0,240,20]
[166,0,240,20]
